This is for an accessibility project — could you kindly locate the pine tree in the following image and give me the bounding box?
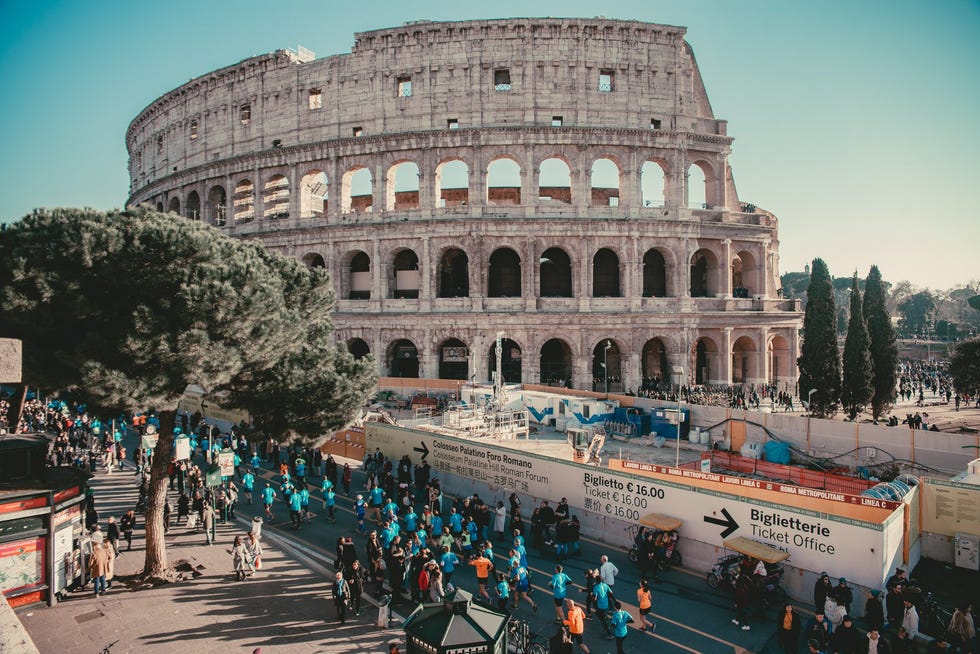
[841,275,874,420]
[862,265,898,420]
[0,208,376,582]
[798,258,841,417]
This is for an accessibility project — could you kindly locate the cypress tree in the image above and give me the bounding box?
[798,258,841,417]
[841,274,874,420]
[862,265,898,420]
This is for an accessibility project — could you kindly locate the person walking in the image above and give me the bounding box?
[563,599,591,654]
[776,603,801,654]
[232,535,253,581]
[636,579,656,632]
[948,602,975,654]
[732,567,753,631]
[87,540,110,596]
[242,469,255,504]
[470,551,494,600]
[106,516,120,556]
[120,510,136,551]
[592,573,615,638]
[333,571,351,624]
[598,555,619,588]
[348,560,366,616]
[245,532,262,575]
[609,600,634,654]
[260,483,275,519]
[202,502,215,545]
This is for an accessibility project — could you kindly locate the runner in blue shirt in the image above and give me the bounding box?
[321,477,334,509]
[323,487,336,522]
[299,486,311,523]
[295,459,306,484]
[510,561,537,612]
[281,480,294,506]
[449,508,464,537]
[549,564,573,623]
[354,495,367,534]
[440,546,460,585]
[609,600,634,653]
[260,483,276,519]
[368,485,384,523]
[494,573,511,612]
[403,506,418,535]
[250,452,261,470]
[242,471,255,504]
[593,578,614,637]
[383,499,399,522]
[289,490,303,529]
[430,513,444,538]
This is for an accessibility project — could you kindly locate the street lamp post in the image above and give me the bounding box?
[672,365,685,467]
[807,388,817,416]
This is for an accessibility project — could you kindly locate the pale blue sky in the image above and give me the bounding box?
[1,0,977,289]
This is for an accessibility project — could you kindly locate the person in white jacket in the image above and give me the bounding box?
[598,555,619,587]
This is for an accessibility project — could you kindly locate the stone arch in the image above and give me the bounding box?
[592,339,622,392]
[539,338,573,387]
[437,337,469,380]
[168,196,181,214]
[641,159,668,208]
[342,165,373,213]
[207,184,227,225]
[391,248,420,299]
[387,338,420,378]
[488,247,522,297]
[690,248,719,297]
[437,247,469,298]
[488,338,522,383]
[642,248,668,297]
[300,169,328,219]
[592,248,621,297]
[731,335,758,384]
[590,157,621,207]
[386,161,420,211]
[732,249,759,297]
[767,334,792,385]
[185,190,201,220]
[641,337,670,387]
[348,250,371,300]
[263,173,289,219]
[156,201,164,212]
[233,179,254,222]
[539,247,572,297]
[301,252,326,269]
[687,162,708,209]
[538,157,572,205]
[691,336,719,385]
[435,158,469,207]
[486,156,521,206]
[347,338,370,360]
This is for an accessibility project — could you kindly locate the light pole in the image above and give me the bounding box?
[672,365,685,467]
[807,388,817,415]
[603,340,612,394]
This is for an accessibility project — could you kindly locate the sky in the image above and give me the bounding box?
[0,0,977,290]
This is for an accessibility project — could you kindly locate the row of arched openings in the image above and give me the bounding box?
[352,334,791,388]
[157,158,717,221]
[304,246,760,299]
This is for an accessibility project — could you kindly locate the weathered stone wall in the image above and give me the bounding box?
[125,18,801,391]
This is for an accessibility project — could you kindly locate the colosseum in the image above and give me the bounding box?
[126,17,802,393]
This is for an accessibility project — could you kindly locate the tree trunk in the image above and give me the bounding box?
[142,409,178,583]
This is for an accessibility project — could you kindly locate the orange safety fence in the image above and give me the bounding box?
[683,450,875,495]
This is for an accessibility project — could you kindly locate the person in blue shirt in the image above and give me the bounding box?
[510,561,537,612]
[354,495,367,534]
[281,480,294,506]
[495,572,511,612]
[250,452,261,470]
[609,600,634,653]
[383,499,399,522]
[242,470,255,504]
[549,564,573,623]
[298,485,311,523]
[295,459,306,484]
[592,577,614,637]
[289,489,303,529]
[440,546,460,585]
[368,485,384,523]
[260,483,276,519]
[321,477,334,509]
[430,513,444,539]
[403,506,418,535]
[323,487,337,522]
[513,539,528,569]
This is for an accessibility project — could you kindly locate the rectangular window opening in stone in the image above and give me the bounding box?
[551,116,563,127]
[651,118,662,130]
[308,88,322,110]
[494,68,511,91]
[447,118,459,130]
[599,70,614,92]
[190,119,199,140]
[353,126,363,137]
[156,134,163,154]
[397,76,412,98]
[240,104,251,125]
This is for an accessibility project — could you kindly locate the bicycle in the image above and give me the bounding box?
[100,640,119,654]
[507,617,547,654]
[918,591,953,638]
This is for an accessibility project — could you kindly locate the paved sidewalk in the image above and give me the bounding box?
[18,459,402,654]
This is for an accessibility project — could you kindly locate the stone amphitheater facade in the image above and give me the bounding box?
[127,18,802,393]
